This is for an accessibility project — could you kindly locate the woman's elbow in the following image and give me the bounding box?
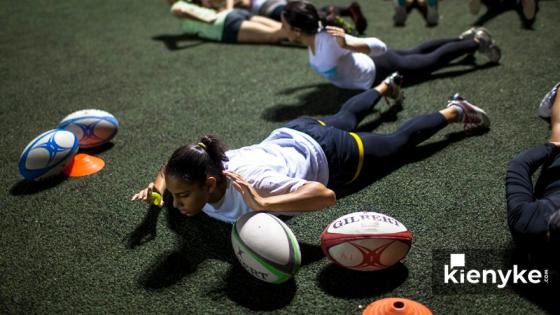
[322,187,337,207]
[303,182,337,209]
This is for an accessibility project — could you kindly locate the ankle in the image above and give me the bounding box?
[440,106,461,123]
[375,83,390,96]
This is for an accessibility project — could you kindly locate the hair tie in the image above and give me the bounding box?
[197,142,207,150]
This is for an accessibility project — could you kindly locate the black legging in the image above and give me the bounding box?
[322,88,449,162]
[372,38,479,85]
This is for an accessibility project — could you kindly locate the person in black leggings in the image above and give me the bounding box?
[371,35,489,85]
[281,1,501,90]
[507,82,560,253]
[132,72,491,222]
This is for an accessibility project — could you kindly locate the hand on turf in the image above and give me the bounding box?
[131,182,165,208]
[224,171,266,211]
[326,26,348,49]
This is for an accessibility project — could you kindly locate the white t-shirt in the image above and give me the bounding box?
[249,0,266,13]
[309,31,387,90]
[201,127,329,223]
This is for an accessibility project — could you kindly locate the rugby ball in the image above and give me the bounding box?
[231,212,301,284]
[320,211,412,271]
[58,109,119,148]
[18,129,79,181]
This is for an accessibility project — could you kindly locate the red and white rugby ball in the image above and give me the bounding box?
[320,211,412,271]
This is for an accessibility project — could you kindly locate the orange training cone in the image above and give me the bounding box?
[64,153,105,177]
[363,298,433,315]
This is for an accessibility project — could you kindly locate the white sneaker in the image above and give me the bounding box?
[537,82,560,119]
[474,27,493,43]
[383,72,405,105]
[447,93,490,134]
[459,26,485,40]
[475,28,501,63]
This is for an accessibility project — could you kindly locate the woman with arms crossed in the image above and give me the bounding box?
[132,73,490,223]
[281,1,501,90]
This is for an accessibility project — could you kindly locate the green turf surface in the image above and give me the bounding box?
[2,0,560,314]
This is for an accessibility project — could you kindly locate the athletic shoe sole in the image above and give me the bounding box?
[538,82,560,119]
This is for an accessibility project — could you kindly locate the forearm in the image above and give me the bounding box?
[508,199,554,236]
[258,182,336,212]
[344,35,387,56]
[153,166,167,194]
[506,143,559,203]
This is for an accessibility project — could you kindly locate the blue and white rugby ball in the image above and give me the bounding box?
[19,129,79,181]
[58,109,119,149]
[232,212,301,284]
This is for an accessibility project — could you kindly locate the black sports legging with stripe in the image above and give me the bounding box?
[287,87,448,187]
[372,38,479,85]
[322,88,448,160]
[286,88,450,186]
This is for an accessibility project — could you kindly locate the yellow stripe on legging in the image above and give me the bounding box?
[347,132,364,184]
[315,120,363,184]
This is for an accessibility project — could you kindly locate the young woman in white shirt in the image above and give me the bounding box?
[131,73,490,223]
[280,1,501,90]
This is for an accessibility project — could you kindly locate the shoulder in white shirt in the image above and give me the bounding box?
[308,31,383,90]
[201,127,329,223]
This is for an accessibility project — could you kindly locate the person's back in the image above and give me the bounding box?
[309,31,376,90]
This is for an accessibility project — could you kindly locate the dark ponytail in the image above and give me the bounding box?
[282,1,323,35]
[164,134,229,186]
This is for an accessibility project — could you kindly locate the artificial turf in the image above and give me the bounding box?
[1,0,560,314]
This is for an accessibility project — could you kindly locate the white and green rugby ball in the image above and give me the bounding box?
[231,212,301,284]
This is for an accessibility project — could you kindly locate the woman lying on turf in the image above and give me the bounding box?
[506,82,560,252]
[194,0,367,34]
[281,0,501,90]
[167,0,286,44]
[132,72,490,223]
